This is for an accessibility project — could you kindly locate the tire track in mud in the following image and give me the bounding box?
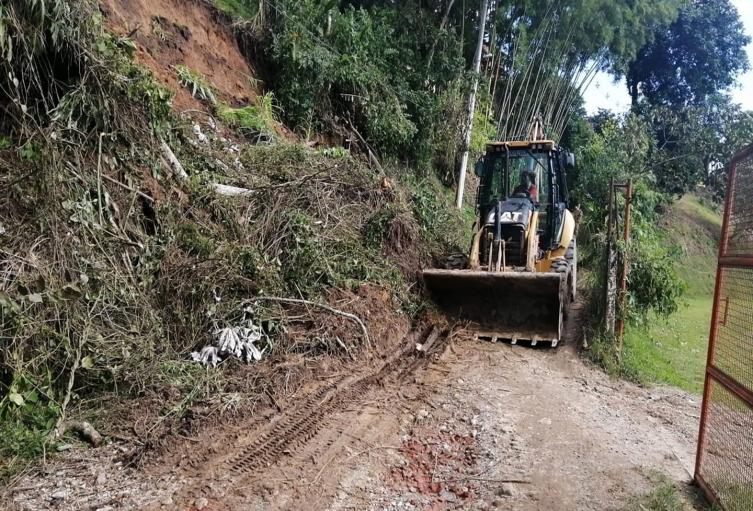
[221,326,450,479]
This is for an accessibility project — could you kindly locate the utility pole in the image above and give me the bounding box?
[455,0,489,209]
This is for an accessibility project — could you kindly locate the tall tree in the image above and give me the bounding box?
[626,0,750,107]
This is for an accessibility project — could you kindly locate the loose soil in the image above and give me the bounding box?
[4,301,706,510]
[101,0,259,112]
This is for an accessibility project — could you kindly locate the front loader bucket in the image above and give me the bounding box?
[423,269,565,346]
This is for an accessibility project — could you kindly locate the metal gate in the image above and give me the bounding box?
[695,144,753,510]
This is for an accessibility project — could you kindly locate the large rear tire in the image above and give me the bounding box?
[566,238,577,301]
[551,257,571,320]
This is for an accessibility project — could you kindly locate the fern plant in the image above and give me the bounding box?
[174,65,216,104]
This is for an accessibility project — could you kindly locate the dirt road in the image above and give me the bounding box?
[6,305,704,510]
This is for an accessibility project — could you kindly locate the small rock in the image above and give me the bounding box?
[417,409,429,420]
[194,497,209,510]
[497,483,518,497]
[440,491,457,502]
[161,495,174,506]
[51,489,71,500]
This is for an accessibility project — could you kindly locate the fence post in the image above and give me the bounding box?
[605,177,617,334]
[616,179,633,353]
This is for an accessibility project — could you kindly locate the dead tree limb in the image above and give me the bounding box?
[252,296,371,349]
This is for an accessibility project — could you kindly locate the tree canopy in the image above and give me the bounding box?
[626,0,750,107]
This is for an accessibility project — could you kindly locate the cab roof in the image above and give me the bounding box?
[485,140,556,152]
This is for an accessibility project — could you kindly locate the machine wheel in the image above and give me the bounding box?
[551,257,572,319]
[442,253,469,270]
[566,238,577,302]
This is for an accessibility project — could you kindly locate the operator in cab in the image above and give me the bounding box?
[512,170,537,202]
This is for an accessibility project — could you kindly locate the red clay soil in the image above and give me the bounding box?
[100,0,259,112]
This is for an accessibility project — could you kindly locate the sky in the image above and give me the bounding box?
[583,0,753,115]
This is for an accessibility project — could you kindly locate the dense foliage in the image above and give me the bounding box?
[622,0,751,196]
[570,112,684,321]
[626,0,750,108]
[227,0,686,169]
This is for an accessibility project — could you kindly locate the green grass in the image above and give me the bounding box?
[624,483,686,511]
[174,65,216,104]
[622,470,711,511]
[623,297,711,393]
[667,195,721,297]
[621,194,720,394]
[212,0,260,19]
[216,93,278,135]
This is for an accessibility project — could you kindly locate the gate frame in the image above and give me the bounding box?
[694,144,753,507]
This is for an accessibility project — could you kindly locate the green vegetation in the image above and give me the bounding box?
[216,93,279,135]
[625,483,685,511]
[0,0,465,476]
[618,195,720,393]
[212,0,261,20]
[174,65,217,104]
[589,195,720,393]
[623,471,708,511]
[248,0,687,168]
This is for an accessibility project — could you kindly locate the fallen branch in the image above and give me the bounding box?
[66,161,154,203]
[335,336,355,361]
[50,342,82,441]
[161,140,258,196]
[160,139,189,181]
[210,183,255,197]
[416,326,440,356]
[252,296,371,349]
[345,117,384,174]
[436,475,531,484]
[57,421,103,447]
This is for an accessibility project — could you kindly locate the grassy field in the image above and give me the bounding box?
[623,195,721,394]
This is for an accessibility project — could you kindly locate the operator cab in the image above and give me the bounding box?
[474,140,574,264]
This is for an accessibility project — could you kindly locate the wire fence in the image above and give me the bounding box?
[695,144,753,511]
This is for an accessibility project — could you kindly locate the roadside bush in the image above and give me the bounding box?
[574,113,683,319]
[573,111,685,376]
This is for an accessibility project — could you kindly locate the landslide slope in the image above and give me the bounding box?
[0,0,466,482]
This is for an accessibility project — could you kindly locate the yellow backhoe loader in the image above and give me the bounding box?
[424,124,577,347]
